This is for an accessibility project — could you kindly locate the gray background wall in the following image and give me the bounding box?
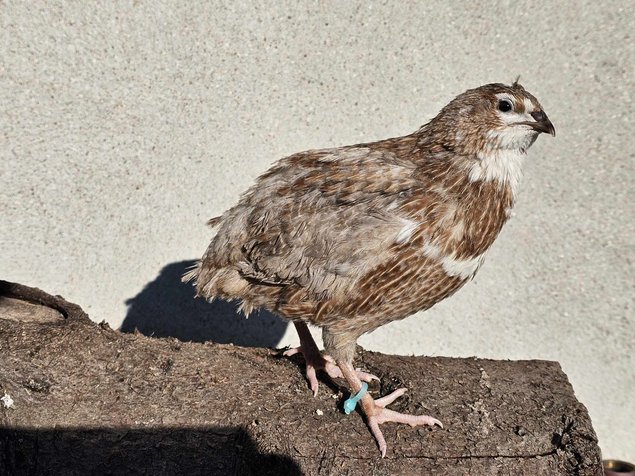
[2,0,633,462]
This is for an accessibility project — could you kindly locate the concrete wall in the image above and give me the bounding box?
[2,1,633,461]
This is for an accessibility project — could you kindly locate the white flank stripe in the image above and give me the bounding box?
[422,242,486,280]
[440,254,485,280]
[395,219,418,244]
[386,201,399,211]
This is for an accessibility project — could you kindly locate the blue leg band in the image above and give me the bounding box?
[343,382,368,414]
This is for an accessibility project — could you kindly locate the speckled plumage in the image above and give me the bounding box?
[185,82,554,456]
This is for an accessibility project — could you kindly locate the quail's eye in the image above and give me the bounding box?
[498,99,513,112]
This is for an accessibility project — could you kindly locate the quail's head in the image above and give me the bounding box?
[429,82,555,154]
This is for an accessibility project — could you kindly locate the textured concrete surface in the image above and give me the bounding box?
[1,0,633,462]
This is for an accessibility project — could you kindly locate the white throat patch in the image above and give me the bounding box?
[468,147,525,199]
[468,126,532,199]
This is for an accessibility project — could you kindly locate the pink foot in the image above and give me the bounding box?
[283,346,378,396]
[363,388,443,457]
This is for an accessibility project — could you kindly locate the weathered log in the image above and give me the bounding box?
[0,281,602,475]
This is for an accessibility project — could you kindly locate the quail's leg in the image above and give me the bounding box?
[337,360,442,457]
[283,322,377,396]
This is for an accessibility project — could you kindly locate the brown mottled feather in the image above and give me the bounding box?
[185,82,552,361]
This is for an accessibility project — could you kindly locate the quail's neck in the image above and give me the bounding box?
[416,119,489,158]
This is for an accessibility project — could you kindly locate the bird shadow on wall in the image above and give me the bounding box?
[121,260,288,348]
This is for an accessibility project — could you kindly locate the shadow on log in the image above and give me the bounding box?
[0,281,603,475]
[0,426,300,475]
[121,260,289,348]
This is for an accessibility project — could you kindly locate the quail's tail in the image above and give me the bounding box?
[181,261,201,284]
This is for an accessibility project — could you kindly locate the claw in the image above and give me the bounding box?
[285,322,379,396]
[282,347,301,358]
[284,345,379,396]
[365,390,442,457]
[375,387,407,408]
[337,361,442,457]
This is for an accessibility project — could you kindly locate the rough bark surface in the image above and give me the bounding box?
[0,281,602,475]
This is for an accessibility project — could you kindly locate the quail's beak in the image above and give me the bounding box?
[529,110,556,136]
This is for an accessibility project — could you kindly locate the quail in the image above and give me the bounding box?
[184,82,555,456]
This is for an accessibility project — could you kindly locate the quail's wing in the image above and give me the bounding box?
[209,145,422,300]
